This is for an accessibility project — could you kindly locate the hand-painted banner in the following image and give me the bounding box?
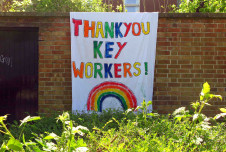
[70,12,158,112]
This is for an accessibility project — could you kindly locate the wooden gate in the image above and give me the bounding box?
[0,27,38,121]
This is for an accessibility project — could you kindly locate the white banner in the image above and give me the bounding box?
[70,12,158,112]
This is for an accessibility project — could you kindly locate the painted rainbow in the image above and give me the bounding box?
[87,81,137,112]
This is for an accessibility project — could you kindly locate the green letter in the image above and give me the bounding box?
[105,22,114,38]
[94,63,103,78]
[93,41,103,59]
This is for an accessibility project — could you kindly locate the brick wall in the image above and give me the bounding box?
[0,13,225,116]
[155,14,226,116]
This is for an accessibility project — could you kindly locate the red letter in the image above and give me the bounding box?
[115,42,127,59]
[72,62,84,78]
[124,23,132,37]
[72,19,82,36]
[114,63,122,78]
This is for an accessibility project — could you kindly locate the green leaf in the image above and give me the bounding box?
[44,133,59,140]
[214,113,226,119]
[76,139,87,147]
[201,82,210,95]
[24,141,36,146]
[0,115,7,123]
[200,95,204,101]
[174,115,184,121]
[147,101,152,106]
[191,101,200,110]
[211,95,222,100]
[0,142,7,152]
[7,137,23,151]
[219,108,226,113]
[57,112,70,122]
[31,146,42,152]
[22,134,26,145]
[20,116,41,127]
[34,138,46,148]
[147,113,160,117]
[136,106,142,110]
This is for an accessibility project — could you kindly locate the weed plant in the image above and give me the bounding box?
[0,82,225,151]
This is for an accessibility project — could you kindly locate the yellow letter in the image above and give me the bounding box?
[96,22,105,38]
[141,22,150,35]
[85,62,93,78]
[133,62,141,77]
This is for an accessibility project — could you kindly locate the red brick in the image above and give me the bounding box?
[181,29,193,32]
[178,51,190,55]
[168,83,180,87]
[205,24,217,28]
[178,79,190,82]
[215,56,226,60]
[191,52,203,55]
[191,70,203,73]
[214,29,226,32]
[177,69,190,73]
[158,51,170,55]
[204,61,216,64]
[155,65,167,69]
[181,65,193,69]
[178,60,190,64]
[167,28,180,32]
[205,33,217,37]
[52,51,65,54]
[157,60,170,64]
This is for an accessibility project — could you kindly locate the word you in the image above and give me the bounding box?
[72,62,148,79]
[72,19,151,38]
[0,54,12,67]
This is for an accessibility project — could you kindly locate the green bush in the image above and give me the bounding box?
[3,0,123,12]
[0,82,225,151]
[171,0,226,13]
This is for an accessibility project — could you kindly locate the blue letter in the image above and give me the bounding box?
[115,22,123,38]
[104,63,113,78]
[105,42,114,58]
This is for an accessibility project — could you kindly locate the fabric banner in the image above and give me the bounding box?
[70,12,158,112]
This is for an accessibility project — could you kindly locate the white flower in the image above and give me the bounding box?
[75,147,88,152]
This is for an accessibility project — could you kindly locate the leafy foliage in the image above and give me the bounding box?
[0,115,41,151]
[215,107,226,119]
[2,0,122,12]
[0,82,225,151]
[35,112,88,151]
[171,0,226,13]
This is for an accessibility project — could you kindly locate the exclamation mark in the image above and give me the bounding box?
[144,62,148,75]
